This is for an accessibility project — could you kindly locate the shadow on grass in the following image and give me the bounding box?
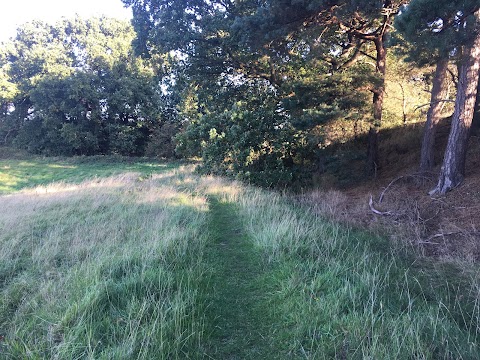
[200,197,293,359]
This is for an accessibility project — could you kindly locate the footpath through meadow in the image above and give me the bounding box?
[201,197,288,359]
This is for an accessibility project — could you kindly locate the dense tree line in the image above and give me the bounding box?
[0,17,178,157]
[2,1,480,192]
[123,0,480,191]
[123,0,403,186]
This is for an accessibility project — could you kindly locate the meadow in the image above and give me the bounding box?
[1,155,480,359]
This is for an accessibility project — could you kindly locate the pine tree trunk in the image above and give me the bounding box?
[430,10,480,195]
[366,35,387,176]
[419,57,449,173]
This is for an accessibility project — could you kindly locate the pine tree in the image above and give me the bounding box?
[430,8,480,194]
[395,0,479,174]
[124,0,408,178]
[420,57,450,173]
[229,0,409,175]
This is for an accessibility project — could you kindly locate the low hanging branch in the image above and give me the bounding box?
[414,99,455,112]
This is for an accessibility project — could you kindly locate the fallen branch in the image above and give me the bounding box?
[421,231,462,244]
[378,173,433,203]
[369,195,394,216]
[417,240,440,245]
[378,175,407,203]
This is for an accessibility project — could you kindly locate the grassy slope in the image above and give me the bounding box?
[1,157,480,359]
[237,188,480,358]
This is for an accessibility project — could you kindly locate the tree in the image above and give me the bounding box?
[0,17,172,156]
[396,0,480,193]
[202,0,409,174]
[419,57,450,172]
[123,0,409,184]
[0,54,19,144]
[430,8,480,194]
[396,0,472,173]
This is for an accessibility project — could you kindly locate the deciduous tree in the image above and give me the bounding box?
[0,17,172,156]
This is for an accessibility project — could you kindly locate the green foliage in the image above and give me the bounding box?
[144,121,179,158]
[0,17,177,157]
[395,0,480,63]
[175,80,318,188]
[123,0,413,186]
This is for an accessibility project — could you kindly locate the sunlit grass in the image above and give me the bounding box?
[1,157,480,359]
[0,156,177,194]
[0,166,208,358]
[0,173,20,193]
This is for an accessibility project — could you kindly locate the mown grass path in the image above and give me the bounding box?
[202,197,286,359]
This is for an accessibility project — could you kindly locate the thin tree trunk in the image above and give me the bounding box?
[419,57,449,173]
[399,82,407,126]
[366,35,387,176]
[430,10,480,195]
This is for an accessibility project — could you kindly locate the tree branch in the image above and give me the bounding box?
[369,195,394,216]
[414,100,455,112]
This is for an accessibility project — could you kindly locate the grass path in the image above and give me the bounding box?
[202,197,287,359]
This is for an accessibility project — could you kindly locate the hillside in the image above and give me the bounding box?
[305,118,480,262]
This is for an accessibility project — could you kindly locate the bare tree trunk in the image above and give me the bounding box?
[430,10,480,195]
[419,57,449,173]
[399,82,407,126]
[366,35,387,176]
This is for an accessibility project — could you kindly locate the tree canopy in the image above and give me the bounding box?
[2,1,480,192]
[0,17,175,156]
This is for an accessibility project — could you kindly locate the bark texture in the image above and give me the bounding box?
[366,35,387,176]
[419,57,450,173]
[430,11,480,195]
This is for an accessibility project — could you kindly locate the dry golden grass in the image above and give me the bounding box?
[301,131,480,263]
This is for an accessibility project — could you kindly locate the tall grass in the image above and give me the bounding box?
[2,160,480,359]
[234,187,480,359]
[0,167,207,359]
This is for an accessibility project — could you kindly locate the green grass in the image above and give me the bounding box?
[200,197,290,358]
[1,157,480,359]
[0,153,178,194]
[0,164,207,359]
[235,187,480,359]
